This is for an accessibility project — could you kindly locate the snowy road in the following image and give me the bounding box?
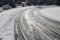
[0,6,35,40]
[0,6,60,40]
[14,6,60,40]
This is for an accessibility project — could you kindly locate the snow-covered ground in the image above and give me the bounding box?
[40,7,60,22]
[0,6,60,40]
[0,6,35,40]
[14,6,60,40]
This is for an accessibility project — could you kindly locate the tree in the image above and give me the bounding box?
[56,0,60,5]
[46,0,56,5]
[0,0,3,7]
[7,0,16,8]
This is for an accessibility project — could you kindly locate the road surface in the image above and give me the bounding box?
[0,6,60,40]
[0,6,34,40]
[14,6,60,40]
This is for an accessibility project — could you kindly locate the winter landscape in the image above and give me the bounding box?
[0,0,60,40]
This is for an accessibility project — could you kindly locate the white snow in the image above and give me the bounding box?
[0,6,34,40]
[40,7,60,22]
[0,6,60,40]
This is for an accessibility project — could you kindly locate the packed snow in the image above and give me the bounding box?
[0,6,34,40]
[0,6,60,40]
[14,6,60,40]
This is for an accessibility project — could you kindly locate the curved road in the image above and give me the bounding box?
[0,6,35,40]
[0,6,60,40]
[14,7,60,40]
